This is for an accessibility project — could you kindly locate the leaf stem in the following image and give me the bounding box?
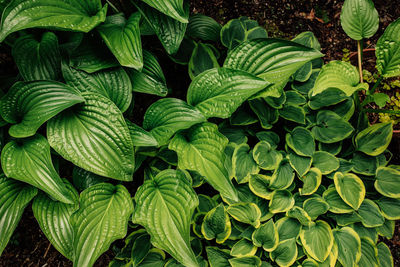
[369,76,384,95]
[357,40,363,83]
[363,108,400,115]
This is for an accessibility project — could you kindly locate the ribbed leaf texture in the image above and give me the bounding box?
[376,18,400,78]
[126,120,158,147]
[186,14,221,42]
[133,169,199,267]
[140,0,188,23]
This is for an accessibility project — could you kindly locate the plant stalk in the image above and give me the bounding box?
[369,76,384,95]
[357,40,363,83]
[363,108,400,115]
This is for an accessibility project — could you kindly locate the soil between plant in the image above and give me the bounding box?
[1,0,400,266]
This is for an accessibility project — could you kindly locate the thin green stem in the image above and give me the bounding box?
[357,40,363,83]
[369,76,384,95]
[106,0,120,13]
[363,108,400,115]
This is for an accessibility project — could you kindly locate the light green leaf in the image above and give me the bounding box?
[303,197,329,220]
[357,199,385,227]
[269,190,294,214]
[276,217,301,241]
[97,12,143,69]
[377,242,394,267]
[189,43,219,79]
[187,68,269,119]
[377,197,400,220]
[72,183,133,267]
[0,81,84,138]
[312,151,339,175]
[269,238,298,267]
[227,202,261,228]
[269,159,295,190]
[323,186,353,214]
[0,0,107,42]
[32,180,79,260]
[230,239,257,257]
[206,247,231,267]
[141,0,188,23]
[229,256,261,267]
[286,127,315,157]
[47,92,134,181]
[169,123,238,201]
[12,32,61,81]
[376,18,400,77]
[126,120,158,147]
[248,174,274,200]
[299,168,322,196]
[333,227,361,267]
[359,237,379,267]
[334,172,366,210]
[232,143,259,184]
[286,206,312,226]
[374,166,400,198]
[300,220,334,262]
[292,31,321,50]
[312,110,354,143]
[252,141,282,171]
[0,177,37,256]
[355,122,393,156]
[202,203,231,244]
[187,14,221,42]
[372,93,391,108]
[1,134,75,203]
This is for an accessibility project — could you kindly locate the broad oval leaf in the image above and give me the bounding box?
[97,12,143,70]
[12,32,61,81]
[248,174,274,200]
[278,104,306,124]
[1,134,75,204]
[300,220,334,262]
[141,0,188,23]
[251,219,278,252]
[269,159,295,190]
[377,197,400,220]
[303,197,329,220]
[232,143,259,184]
[206,247,231,267]
[312,110,354,143]
[0,81,84,138]
[202,203,231,244]
[359,237,379,267]
[340,0,379,40]
[187,67,269,119]
[252,141,282,171]
[133,169,199,267]
[286,127,315,157]
[143,98,206,146]
[47,92,134,181]
[169,122,238,201]
[334,172,365,210]
[286,206,312,226]
[355,122,393,156]
[376,18,400,77]
[377,242,394,267]
[288,152,312,177]
[374,166,400,198]
[312,151,339,175]
[269,238,298,267]
[276,217,301,241]
[32,180,79,260]
[357,199,385,227]
[0,0,107,42]
[308,87,348,110]
[333,227,361,267]
[0,177,37,256]
[269,190,294,214]
[299,168,322,196]
[227,202,261,228]
[323,187,353,214]
[187,14,221,42]
[72,183,133,267]
[231,239,257,257]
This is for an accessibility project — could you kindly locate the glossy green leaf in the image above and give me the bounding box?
[269,159,295,190]
[0,0,107,42]
[229,256,261,267]
[285,90,307,105]
[355,122,393,156]
[377,242,394,267]
[300,220,334,262]
[333,227,361,267]
[141,0,188,23]
[138,249,166,267]
[47,92,134,181]
[232,143,259,184]
[0,177,37,256]
[230,104,258,126]
[374,166,400,198]
[189,43,219,79]
[312,151,339,175]
[334,172,365,210]
[248,174,274,200]
[187,14,221,42]
[286,127,315,157]
[227,202,261,228]
[299,168,322,196]
[249,98,279,129]
[0,81,84,138]
[276,217,301,241]
[303,197,329,220]
[351,152,378,176]
[126,120,158,147]
[202,203,231,244]
[187,68,269,119]
[269,190,294,214]
[292,31,321,51]
[377,197,400,220]
[293,61,312,82]
[32,180,79,260]
[1,134,74,203]
[376,18,400,77]
[359,237,379,267]
[308,87,348,110]
[312,110,354,143]
[269,238,297,267]
[72,183,133,267]
[230,239,257,257]
[340,0,379,40]
[252,141,282,171]
[97,12,143,69]
[323,187,353,214]
[357,199,385,227]
[286,206,312,226]
[12,32,61,81]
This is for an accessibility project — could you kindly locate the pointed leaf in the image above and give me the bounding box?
[187,14,221,42]
[227,202,261,228]
[126,120,158,147]
[229,256,261,267]
[252,219,279,252]
[269,159,295,190]
[333,227,361,267]
[312,110,354,143]
[189,43,219,79]
[355,122,393,156]
[276,217,301,241]
[312,151,339,175]
[269,190,294,214]
[303,197,329,220]
[248,174,274,200]
[202,203,231,244]
[252,141,282,171]
[377,197,400,220]
[232,143,259,184]
[230,239,257,257]
[334,172,365,210]
[323,187,353,214]
[206,247,231,267]
[376,18,400,77]
[288,152,312,177]
[141,0,188,23]
[286,127,315,157]
[269,238,298,267]
[374,166,400,198]
[300,220,334,262]
[299,168,322,196]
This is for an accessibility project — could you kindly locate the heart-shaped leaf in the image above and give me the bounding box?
[232,143,259,184]
[374,166,400,198]
[133,169,199,267]
[140,0,188,23]
[312,110,354,143]
[376,18,400,77]
[252,141,282,171]
[377,242,394,267]
[47,92,134,181]
[231,239,257,257]
[312,151,340,175]
[269,190,294,214]
[299,168,322,196]
[303,197,329,220]
[355,122,393,156]
[202,203,231,244]
[323,186,353,214]
[377,197,400,220]
[334,172,365,210]
[286,127,315,157]
[333,227,361,267]
[269,238,298,267]
[300,220,334,262]
[252,219,279,252]
[227,202,261,228]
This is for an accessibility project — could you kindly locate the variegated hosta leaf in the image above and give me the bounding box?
[72,183,133,267]
[252,141,282,171]
[230,239,257,257]
[229,256,261,267]
[269,190,295,214]
[227,202,261,228]
[126,120,158,147]
[303,197,329,220]
[312,110,354,143]
[269,159,295,190]
[0,0,107,42]
[376,18,400,77]
[374,166,400,198]
[248,174,274,200]
[323,186,353,214]
[206,246,231,267]
[309,61,368,97]
[143,98,206,146]
[359,237,379,267]
[232,143,259,184]
[377,242,394,267]
[141,0,188,23]
[169,123,238,201]
[312,151,339,175]
[47,92,134,181]
[97,12,143,70]
[286,206,312,226]
[355,122,393,156]
[276,217,301,241]
[334,172,366,210]
[251,219,279,252]
[224,38,323,98]
[300,220,334,262]
[288,151,312,177]
[32,180,79,260]
[299,168,322,196]
[202,203,231,244]
[333,227,361,267]
[0,176,37,256]
[340,0,379,40]
[1,134,75,204]
[357,199,385,227]
[62,61,132,113]
[377,197,400,220]
[269,238,298,267]
[286,127,315,157]
[12,32,61,81]
[0,81,84,138]
[187,68,270,119]
[308,87,348,110]
[133,169,199,267]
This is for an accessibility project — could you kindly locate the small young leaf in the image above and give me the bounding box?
[202,204,231,244]
[269,238,297,267]
[227,202,261,228]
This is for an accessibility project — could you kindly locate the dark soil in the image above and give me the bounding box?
[1,0,400,266]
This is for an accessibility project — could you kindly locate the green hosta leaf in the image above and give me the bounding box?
[279,104,306,124]
[206,247,231,267]
[286,206,312,226]
[276,217,301,241]
[252,141,282,171]
[355,122,393,156]
[269,190,294,214]
[376,18,400,77]
[340,0,379,40]
[312,151,339,175]
[136,2,187,54]
[323,187,353,214]
[286,127,315,157]
[292,69,319,95]
[318,141,342,155]
[227,202,261,228]
[0,177,37,256]
[72,166,108,192]
[312,110,354,143]
[285,90,307,105]
[288,152,312,177]
[143,98,206,146]
[133,169,198,266]
[255,131,280,149]
[249,98,279,129]
[309,61,368,96]
[359,237,379,267]
[248,174,274,200]
[299,168,322,196]
[229,256,261,267]
[333,227,361,267]
[12,32,61,81]
[0,81,84,138]
[269,159,295,190]
[47,92,134,181]
[202,204,231,244]
[97,13,143,70]
[1,135,74,203]
[224,38,323,98]
[0,0,107,42]
[292,31,321,51]
[300,220,334,262]
[335,212,362,226]
[293,61,312,82]
[232,143,259,183]
[377,197,400,220]
[377,242,394,267]
[187,14,221,42]
[127,50,167,96]
[351,152,378,176]
[374,166,400,198]
[32,180,79,260]
[302,259,319,267]
[357,199,385,227]
[141,0,188,23]
[187,68,269,119]
[231,239,257,257]
[303,197,329,220]
[377,219,395,238]
[351,223,378,243]
[126,120,158,147]
[230,104,258,126]
[72,183,133,267]
[269,238,297,267]
[189,43,219,79]
[138,248,166,267]
[308,87,348,110]
[334,172,365,210]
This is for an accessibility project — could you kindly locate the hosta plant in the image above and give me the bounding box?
[0,0,399,267]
